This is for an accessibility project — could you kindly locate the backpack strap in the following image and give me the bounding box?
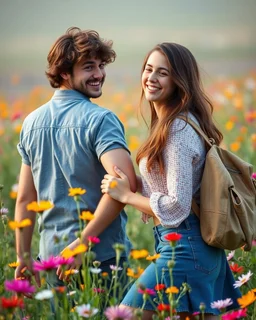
[178,115,215,148]
[178,115,214,219]
[192,199,200,218]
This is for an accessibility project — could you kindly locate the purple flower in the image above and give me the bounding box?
[5,279,35,294]
[104,306,133,320]
[33,256,61,271]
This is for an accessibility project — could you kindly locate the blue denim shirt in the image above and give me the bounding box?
[17,89,132,261]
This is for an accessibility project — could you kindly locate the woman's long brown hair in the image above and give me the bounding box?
[136,43,223,173]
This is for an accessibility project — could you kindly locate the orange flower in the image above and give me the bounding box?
[27,200,54,212]
[9,191,17,199]
[79,211,94,221]
[127,267,144,279]
[146,254,161,262]
[166,286,179,294]
[64,269,79,276]
[61,244,87,259]
[68,188,86,196]
[8,219,32,230]
[237,289,256,308]
[130,249,149,259]
[225,121,234,131]
[230,142,241,152]
[110,181,118,188]
[8,262,20,268]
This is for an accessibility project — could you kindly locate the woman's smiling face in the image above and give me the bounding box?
[142,50,174,109]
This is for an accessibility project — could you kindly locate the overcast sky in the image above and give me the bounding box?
[0,0,256,79]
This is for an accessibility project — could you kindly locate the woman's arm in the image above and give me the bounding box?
[101,166,155,217]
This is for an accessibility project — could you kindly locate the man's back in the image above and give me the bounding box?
[18,89,132,261]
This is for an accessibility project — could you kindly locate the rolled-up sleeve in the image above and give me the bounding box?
[93,111,130,160]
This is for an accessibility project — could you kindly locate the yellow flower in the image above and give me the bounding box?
[127,267,144,279]
[14,124,22,134]
[9,191,17,199]
[64,269,79,276]
[225,121,234,131]
[251,134,256,143]
[8,262,20,268]
[237,289,256,308]
[146,254,161,261]
[110,181,117,188]
[230,142,241,152]
[68,188,86,196]
[61,244,87,259]
[8,219,32,230]
[128,135,140,151]
[130,249,149,259]
[79,211,94,221]
[27,200,54,212]
[166,286,179,294]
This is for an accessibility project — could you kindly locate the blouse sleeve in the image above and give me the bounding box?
[149,119,201,227]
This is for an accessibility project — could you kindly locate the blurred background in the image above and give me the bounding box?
[0,0,256,251]
[1,0,256,95]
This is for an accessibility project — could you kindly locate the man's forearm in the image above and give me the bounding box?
[80,194,125,243]
[15,201,36,259]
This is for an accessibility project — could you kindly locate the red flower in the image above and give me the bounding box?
[1,296,24,309]
[157,303,170,311]
[164,233,182,242]
[155,284,166,291]
[229,262,244,274]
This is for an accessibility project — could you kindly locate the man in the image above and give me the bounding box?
[14,27,137,289]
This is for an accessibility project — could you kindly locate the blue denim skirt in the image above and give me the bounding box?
[121,214,241,315]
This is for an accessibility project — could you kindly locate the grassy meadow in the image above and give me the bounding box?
[0,72,256,319]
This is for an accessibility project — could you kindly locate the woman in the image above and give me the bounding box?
[101,43,241,320]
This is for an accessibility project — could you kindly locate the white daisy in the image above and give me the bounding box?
[233,270,253,288]
[226,250,235,261]
[211,298,233,310]
[35,289,54,300]
[76,304,98,318]
[90,267,102,274]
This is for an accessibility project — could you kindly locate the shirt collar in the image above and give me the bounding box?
[52,89,90,101]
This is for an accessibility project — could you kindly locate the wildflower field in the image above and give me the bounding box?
[0,73,256,319]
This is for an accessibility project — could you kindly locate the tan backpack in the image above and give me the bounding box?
[181,116,256,251]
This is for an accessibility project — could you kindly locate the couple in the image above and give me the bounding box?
[15,27,240,319]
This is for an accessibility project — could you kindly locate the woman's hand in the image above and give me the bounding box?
[101,166,132,203]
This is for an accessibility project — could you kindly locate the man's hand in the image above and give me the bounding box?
[15,256,41,298]
[56,238,83,282]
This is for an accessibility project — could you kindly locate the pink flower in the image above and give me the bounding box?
[57,256,75,266]
[138,288,156,296]
[222,308,247,319]
[211,298,233,310]
[104,306,133,320]
[5,279,36,294]
[88,236,100,244]
[11,111,22,122]
[252,173,256,179]
[33,256,61,271]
